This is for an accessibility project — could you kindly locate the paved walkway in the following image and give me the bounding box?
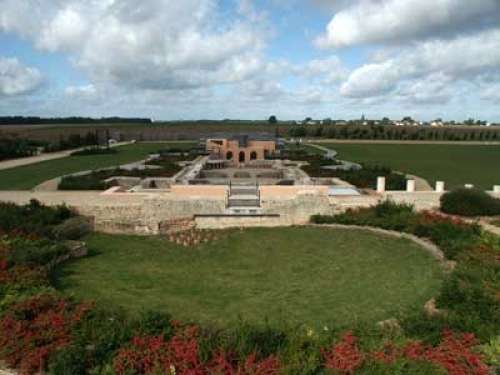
[0,142,133,171]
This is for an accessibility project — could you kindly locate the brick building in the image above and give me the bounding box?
[206,135,276,166]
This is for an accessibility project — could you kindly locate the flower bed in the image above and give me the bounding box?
[0,201,498,374]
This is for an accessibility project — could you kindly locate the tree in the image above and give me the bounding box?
[268,115,277,124]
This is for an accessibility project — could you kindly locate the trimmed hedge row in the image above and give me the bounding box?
[440,188,500,217]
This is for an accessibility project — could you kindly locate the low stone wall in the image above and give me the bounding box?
[0,188,488,235]
[260,185,329,199]
[385,191,443,210]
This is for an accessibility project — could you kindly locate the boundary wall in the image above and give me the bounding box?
[0,188,498,234]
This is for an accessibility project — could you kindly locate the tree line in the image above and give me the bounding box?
[0,131,100,161]
[288,124,500,141]
[0,116,152,126]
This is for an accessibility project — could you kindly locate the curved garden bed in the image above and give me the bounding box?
[0,200,498,374]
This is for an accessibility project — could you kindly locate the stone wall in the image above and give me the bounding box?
[0,188,496,235]
[385,191,443,210]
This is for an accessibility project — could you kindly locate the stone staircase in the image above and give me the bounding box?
[226,182,261,212]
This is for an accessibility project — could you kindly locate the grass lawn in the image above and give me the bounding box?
[318,143,500,189]
[0,142,196,190]
[55,227,443,329]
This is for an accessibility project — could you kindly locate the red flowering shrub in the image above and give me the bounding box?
[417,211,469,227]
[372,342,400,364]
[420,330,489,375]
[375,331,489,375]
[0,265,49,288]
[323,330,490,375]
[209,351,281,375]
[113,325,282,375]
[113,326,204,375]
[0,295,91,374]
[322,331,364,374]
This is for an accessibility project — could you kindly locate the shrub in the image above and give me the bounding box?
[481,336,500,366]
[71,307,135,371]
[135,310,174,337]
[113,328,283,375]
[0,200,73,237]
[48,345,88,375]
[322,331,364,374]
[52,217,92,240]
[413,212,481,259]
[335,166,407,191]
[3,236,70,267]
[441,188,500,217]
[58,173,112,191]
[437,263,499,339]
[0,295,91,374]
[312,201,417,232]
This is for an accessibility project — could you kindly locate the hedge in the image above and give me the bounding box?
[440,188,500,217]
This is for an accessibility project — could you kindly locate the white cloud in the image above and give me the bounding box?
[0,0,268,90]
[0,57,43,96]
[316,0,500,48]
[341,28,500,98]
[480,83,500,104]
[397,73,453,105]
[340,61,400,98]
[299,55,348,83]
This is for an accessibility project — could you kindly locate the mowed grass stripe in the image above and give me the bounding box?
[319,143,500,189]
[0,142,196,190]
[55,227,443,328]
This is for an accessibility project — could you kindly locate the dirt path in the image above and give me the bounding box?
[0,142,133,171]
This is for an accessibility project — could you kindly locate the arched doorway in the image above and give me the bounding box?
[250,151,257,161]
[226,151,233,160]
[239,151,246,163]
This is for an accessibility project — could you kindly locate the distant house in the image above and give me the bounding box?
[431,121,444,127]
[303,120,319,126]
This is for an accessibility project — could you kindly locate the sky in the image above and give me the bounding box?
[1,0,500,122]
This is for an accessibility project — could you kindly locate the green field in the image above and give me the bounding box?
[55,227,443,328]
[0,142,196,190]
[319,143,500,189]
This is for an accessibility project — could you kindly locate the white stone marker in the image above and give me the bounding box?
[465,184,474,189]
[406,179,416,193]
[377,177,386,193]
[436,181,445,193]
[494,185,500,193]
